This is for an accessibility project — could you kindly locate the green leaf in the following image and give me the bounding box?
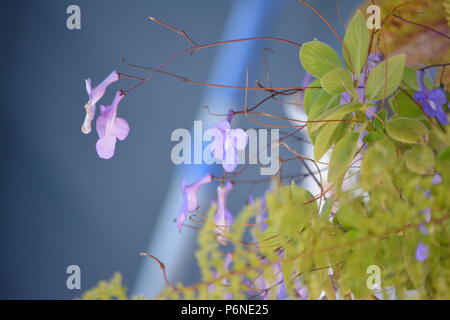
[366,55,406,100]
[328,131,360,183]
[385,117,428,144]
[363,129,385,143]
[303,78,322,115]
[300,40,341,78]
[360,139,398,191]
[403,230,428,289]
[343,10,370,76]
[320,197,334,220]
[309,102,362,133]
[290,180,318,213]
[389,89,423,118]
[438,146,450,162]
[401,66,433,91]
[321,68,356,96]
[336,201,367,230]
[404,145,435,175]
[303,79,338,117]
[373,109,388,129]
[313,121,346,161]
[401,66,419,91]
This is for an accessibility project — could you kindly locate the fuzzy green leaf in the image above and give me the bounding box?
[300,40,341,78]
[328,131,360,183]
[343,10,370,75]
[404,145,435,175]
[385,117,428,144]
[366,55,406,100]
[321,68,356,96]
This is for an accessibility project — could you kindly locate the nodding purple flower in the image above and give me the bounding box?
[413,70,449,125]
[82,70,120,134]
[294,278,308,300]
[210,119,248,173]
[432,172,442,185]
[215,182,234,245]
[177,174,212,233]
[95,91,130,159]
[248,194,268,233]
[415,241,429,262]
[256,199,268,233]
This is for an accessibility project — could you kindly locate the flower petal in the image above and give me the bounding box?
[85,78,92,95]
[96,135,117,159]
[435,107,449,125]
[96,107,109,138]
[217,119,231,131]
[421,99,436,117]
[114,117,130,141]
[415,241,429,262]
[413,91,427,103]
[428,88,447,106]
[229,128,248,150]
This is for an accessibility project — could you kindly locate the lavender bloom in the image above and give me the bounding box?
[82,70,120,134]
[415,241,429,262]
[249,194,268,233]
[215,182,234,245]
[177,174,212,233]
[432,173,442,185]
[210,120,248,173]
[413,70,449,124]
[95,91,129,159]
[256,199,268,233]
[422,173,441,221]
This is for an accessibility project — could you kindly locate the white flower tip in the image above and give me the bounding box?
[81,123,91,134]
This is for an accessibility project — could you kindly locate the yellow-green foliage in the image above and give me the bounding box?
[80,273,128,300]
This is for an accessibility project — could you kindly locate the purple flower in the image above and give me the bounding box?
[95,91,130,159]
[415,241,429,262]
[413,70,448,124]
[210,120,248,173]
[82,71,120,134]
[432,172,442,185]
[215,182,234,245]
[249,195,268,233]
[294,279,308,300]
[422,208,432,224]
[177,174,212,233]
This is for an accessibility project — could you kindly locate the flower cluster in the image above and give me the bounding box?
[81,71,130,159]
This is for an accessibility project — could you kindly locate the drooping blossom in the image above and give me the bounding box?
[413,70,449,125]
[415,241,429,262]
[415,172,441,262]
[215,182,234,245]
[210,118,248,173]
[95,91,130,159]
[248,194,268,234]
[177,174,212,233]
[432,172,442,185]
[82,70,120,134]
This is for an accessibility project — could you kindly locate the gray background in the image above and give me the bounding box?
[0,0,361,299]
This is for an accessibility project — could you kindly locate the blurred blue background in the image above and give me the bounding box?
[0,0,362,299]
